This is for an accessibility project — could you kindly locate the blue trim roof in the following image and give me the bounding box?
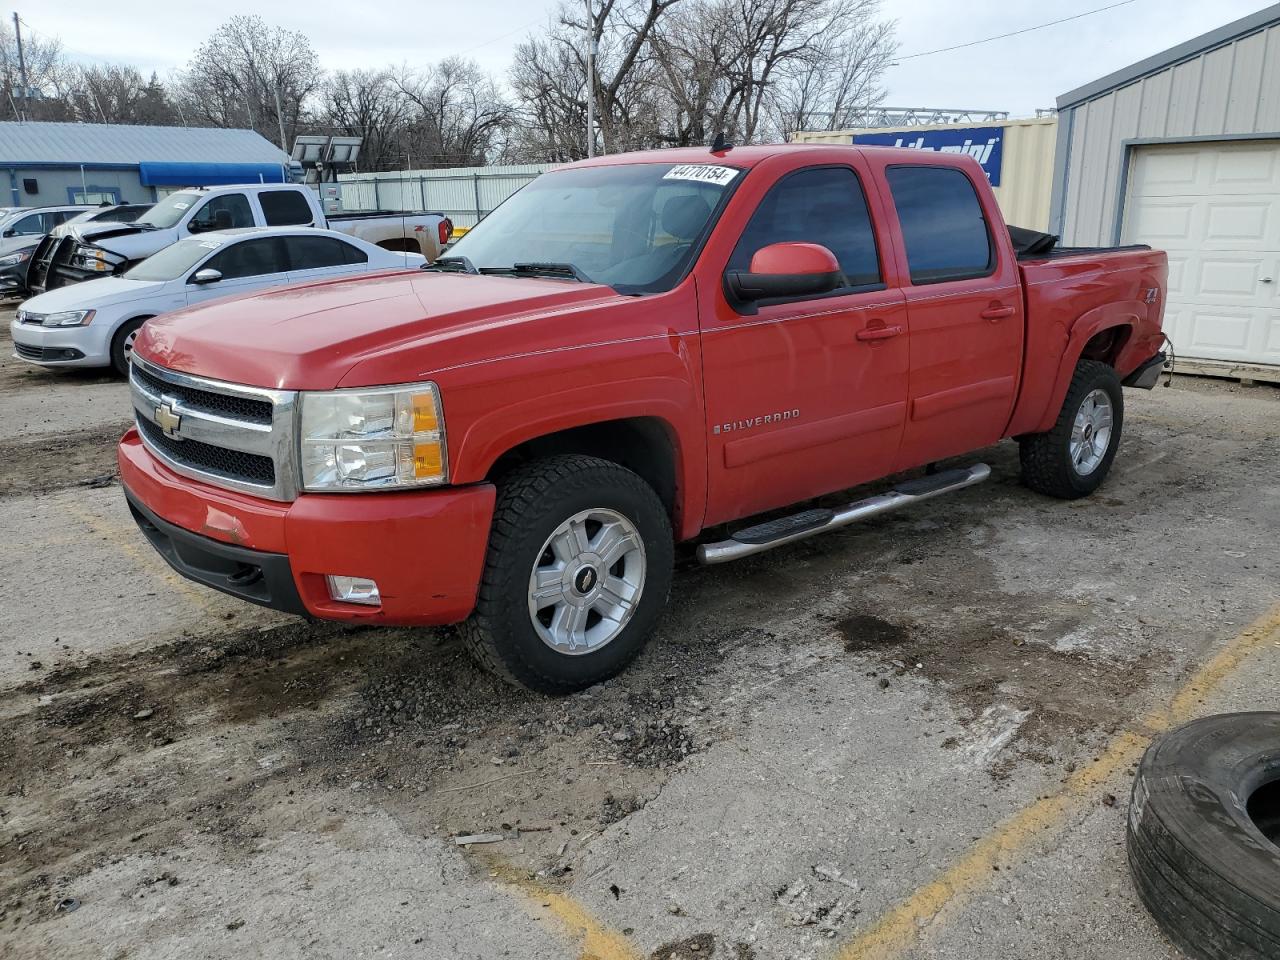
[138,161,288,186]
[0,121,288,166]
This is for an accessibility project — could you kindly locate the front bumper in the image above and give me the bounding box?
[118,428,496,625]
[0,260,29,295]
[10,316,111,367]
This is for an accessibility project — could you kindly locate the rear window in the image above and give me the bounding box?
[286,235,367,269]
[885,167,993,284]
[259,190,315,226]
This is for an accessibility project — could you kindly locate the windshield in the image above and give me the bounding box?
[445,162,741,294]
[124,236,225,281]
[137,192,200,229]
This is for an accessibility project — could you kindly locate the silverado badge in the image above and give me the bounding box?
[154,400,182,439]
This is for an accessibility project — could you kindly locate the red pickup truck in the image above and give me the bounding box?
[119,144,1167,693]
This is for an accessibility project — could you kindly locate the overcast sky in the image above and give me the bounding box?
[14,0,1276,117]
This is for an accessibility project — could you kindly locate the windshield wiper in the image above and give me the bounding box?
[422,255,479,274]
[507,262,592,283]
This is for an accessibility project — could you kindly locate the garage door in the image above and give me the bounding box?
[1120,140,1280,367]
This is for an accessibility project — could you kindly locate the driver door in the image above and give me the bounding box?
[184,237,290,306]
[698,163,909,526]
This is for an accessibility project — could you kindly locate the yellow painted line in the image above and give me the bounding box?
[834,601,1280,960]
[485,856,641,960]
[66,500,220,614]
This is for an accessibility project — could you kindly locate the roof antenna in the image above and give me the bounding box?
[710,132,733,154]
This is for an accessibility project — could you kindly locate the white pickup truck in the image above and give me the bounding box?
[26,183,452,295]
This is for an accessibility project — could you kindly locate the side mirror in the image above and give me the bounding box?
[725,242,843,303]
[191,268,222,285]
[1,228,13,238]
[187,221,204,234]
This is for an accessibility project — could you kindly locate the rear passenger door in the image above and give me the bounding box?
[283,235,370,284]
[184,236,290,305]
[876,163,1024,471]
[258,190,316,227]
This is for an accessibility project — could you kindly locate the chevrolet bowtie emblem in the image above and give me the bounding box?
[154,400,182,438]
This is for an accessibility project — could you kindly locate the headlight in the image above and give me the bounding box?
[0,250,30,267]
[41,309,96,327]
[72,244,122,272]
[300,383,447,491]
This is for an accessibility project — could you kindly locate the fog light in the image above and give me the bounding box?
[326,575,381,605]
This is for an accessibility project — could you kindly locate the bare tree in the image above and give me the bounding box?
[766,1,896,140]
[59,65,181,125]
[508,0,679,161]
[397,57,513,167]
[317,69,410,171]
[176,16,322,148]
[0,21,70,121]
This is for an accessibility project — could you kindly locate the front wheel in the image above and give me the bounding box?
[110,317,150,377]
[461,455,674,694]
[1019,359,1124,499]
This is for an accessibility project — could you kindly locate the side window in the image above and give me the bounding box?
[727,166,881,289]
[259,190,315,226]
[202,238,287,280]
[286,235,367,270]
[189,193,255,232]
[9,213,47,235]
[885,167,993,284]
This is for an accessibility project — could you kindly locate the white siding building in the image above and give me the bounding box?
[1050,4,1280,379]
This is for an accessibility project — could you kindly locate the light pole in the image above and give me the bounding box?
[584,0,595,157]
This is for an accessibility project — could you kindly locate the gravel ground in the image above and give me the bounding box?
[1,302,1278,960]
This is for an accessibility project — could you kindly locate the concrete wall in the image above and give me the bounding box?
[792,117,1059,230]
[1053,13,1280,245]
[6,167,153,207]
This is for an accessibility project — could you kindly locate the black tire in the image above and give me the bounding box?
[1127,712,1280,960]
[461,455,674,694]
[110,317,149,377]
[1019,358,1123,499]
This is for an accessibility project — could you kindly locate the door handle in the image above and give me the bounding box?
[980,304,1016,321]
[855,324,904,342]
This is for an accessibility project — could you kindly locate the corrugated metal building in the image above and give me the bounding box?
[792,117,1059,230]
[336,164,561,228]
[1050,4,1280,379]
[0,122,294,207]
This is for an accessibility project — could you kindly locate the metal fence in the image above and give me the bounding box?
[331,163,560,228]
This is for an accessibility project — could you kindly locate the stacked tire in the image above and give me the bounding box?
[1127,712,1280,959]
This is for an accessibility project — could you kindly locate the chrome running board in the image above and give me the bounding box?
[696,463,992,565]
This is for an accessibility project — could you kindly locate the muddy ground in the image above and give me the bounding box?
[1,304,1278,959]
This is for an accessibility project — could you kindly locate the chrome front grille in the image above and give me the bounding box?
[130,356,299,501]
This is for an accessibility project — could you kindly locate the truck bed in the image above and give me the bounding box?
[1009,245,1169,437]
[327,210,445,221]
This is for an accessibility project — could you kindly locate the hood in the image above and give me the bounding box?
[0,236,37,257]
[70,221,173,258]
[136,270,629,390]
[22,275,167,314]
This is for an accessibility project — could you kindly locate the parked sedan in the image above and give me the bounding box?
[11,227,426,376]
[0,205,94,296]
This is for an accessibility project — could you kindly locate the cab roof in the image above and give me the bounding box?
[565,142,961,171]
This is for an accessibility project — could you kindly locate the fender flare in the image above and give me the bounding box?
[452,389,703,539]
[1031,301,1142,435]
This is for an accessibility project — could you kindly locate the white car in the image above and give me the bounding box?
[12,227,425,376]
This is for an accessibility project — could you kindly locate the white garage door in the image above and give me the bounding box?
[1120,140,1280,368]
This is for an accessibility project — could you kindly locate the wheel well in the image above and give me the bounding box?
[376,238,419,253]
[486,418,678,518]
[1080,325,1131,367]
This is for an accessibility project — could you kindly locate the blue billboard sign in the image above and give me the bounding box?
[852,126,1005,186]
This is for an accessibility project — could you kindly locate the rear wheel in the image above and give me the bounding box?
[110,317,150,377]
[1019,359,1123,499]
[461,455,673,694]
